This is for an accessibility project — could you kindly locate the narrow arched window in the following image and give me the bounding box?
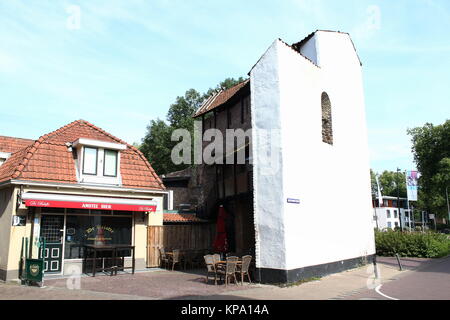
[321,92,333,145]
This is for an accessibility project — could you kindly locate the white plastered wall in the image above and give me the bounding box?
[251,32,375,272]
[250,40,287,271]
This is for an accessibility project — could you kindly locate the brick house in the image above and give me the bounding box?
[0,120,167,281]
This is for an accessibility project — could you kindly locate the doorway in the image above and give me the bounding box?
[40,215,64,273]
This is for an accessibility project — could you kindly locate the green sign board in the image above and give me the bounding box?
[25,259,44,282]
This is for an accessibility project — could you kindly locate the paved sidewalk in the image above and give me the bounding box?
[345,256,450,300]
[184,257,435,300]
[0,257,438,300]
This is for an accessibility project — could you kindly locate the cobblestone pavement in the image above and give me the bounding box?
[0,257,442,300]
[0,269,261,300]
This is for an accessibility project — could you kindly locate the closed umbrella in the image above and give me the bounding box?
[213,205,228,253]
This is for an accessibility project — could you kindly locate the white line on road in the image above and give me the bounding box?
[375,284,399,300]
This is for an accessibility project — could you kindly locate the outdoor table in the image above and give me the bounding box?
[113,245,135,275]
[215,260,242,267]
[83,244,135,277]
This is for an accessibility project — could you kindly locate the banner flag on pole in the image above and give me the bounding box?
[406,171,420,202]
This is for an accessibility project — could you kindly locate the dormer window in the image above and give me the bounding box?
[103,150,118,177]
[83,147,98,175]
[72,138,126,185]
[0,152,11,167]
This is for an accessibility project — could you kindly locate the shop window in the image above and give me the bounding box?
[83,147,98,175]
[321,92,333,145]
[103,150,118,177]
[64,212,132,259]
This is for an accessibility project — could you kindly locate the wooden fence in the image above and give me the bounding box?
[147,224,216,268]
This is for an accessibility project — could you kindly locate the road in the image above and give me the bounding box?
[347,256,450,300]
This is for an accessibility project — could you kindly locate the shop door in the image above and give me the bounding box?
[40,215,64,273]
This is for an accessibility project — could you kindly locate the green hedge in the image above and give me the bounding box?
[375,230,450,258]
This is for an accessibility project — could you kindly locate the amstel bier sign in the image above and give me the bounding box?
[25,199,156,212]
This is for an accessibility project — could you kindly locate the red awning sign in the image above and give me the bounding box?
[25,199,156,212]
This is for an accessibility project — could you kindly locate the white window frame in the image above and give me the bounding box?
[82,147,98,175]
[103,149,118,177]
[73,139,125,186]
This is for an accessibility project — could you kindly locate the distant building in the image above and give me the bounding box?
[372,196,414,230]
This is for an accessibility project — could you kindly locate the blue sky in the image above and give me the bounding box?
[0,0,449,174]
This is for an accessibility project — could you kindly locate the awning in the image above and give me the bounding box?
[22,192,157,212]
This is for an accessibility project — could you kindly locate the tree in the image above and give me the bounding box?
[408,120,450,218]
[370,169,407,198]
[140,119,174,175]
[370,169,378,198]
[167,89,203,131]
[140,77,246,175]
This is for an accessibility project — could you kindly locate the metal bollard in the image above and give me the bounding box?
[395,254,403,271]
[373,255,379,279]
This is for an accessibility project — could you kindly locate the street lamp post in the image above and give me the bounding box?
[397,168,403,231]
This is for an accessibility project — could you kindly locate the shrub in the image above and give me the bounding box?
[375,230,450,258]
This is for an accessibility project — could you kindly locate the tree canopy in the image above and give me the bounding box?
[140,77,246,175]
[370,169,407,199]
[408,120,450,218]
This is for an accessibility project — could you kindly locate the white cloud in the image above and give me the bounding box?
[0,51,22,74]
[351,4,381,41]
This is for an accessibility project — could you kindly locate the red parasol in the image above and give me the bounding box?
[213,205,228,253]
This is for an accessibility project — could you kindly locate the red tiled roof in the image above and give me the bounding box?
[0,136,34,154]
[193,80,250,118]
[0,120,165,190]
[163,213,208,223]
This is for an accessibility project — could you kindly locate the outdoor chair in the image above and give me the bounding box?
[204,255,219,285]
[169,249,181,271]
[218,256,239,287]
[159,248,169,269]
[212,253,221,264]
[212,253,225,271]
[237,255,252,285]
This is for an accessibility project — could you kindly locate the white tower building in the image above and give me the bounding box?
[250,30,375,283]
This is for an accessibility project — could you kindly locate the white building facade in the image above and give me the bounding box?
[250,30,375,283]
[373,196,414,231]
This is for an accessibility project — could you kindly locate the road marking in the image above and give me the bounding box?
[375,284,399,300]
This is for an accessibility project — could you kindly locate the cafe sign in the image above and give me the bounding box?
[25,259,44,282]
[25,199,156,212]
[85,225,114,244]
